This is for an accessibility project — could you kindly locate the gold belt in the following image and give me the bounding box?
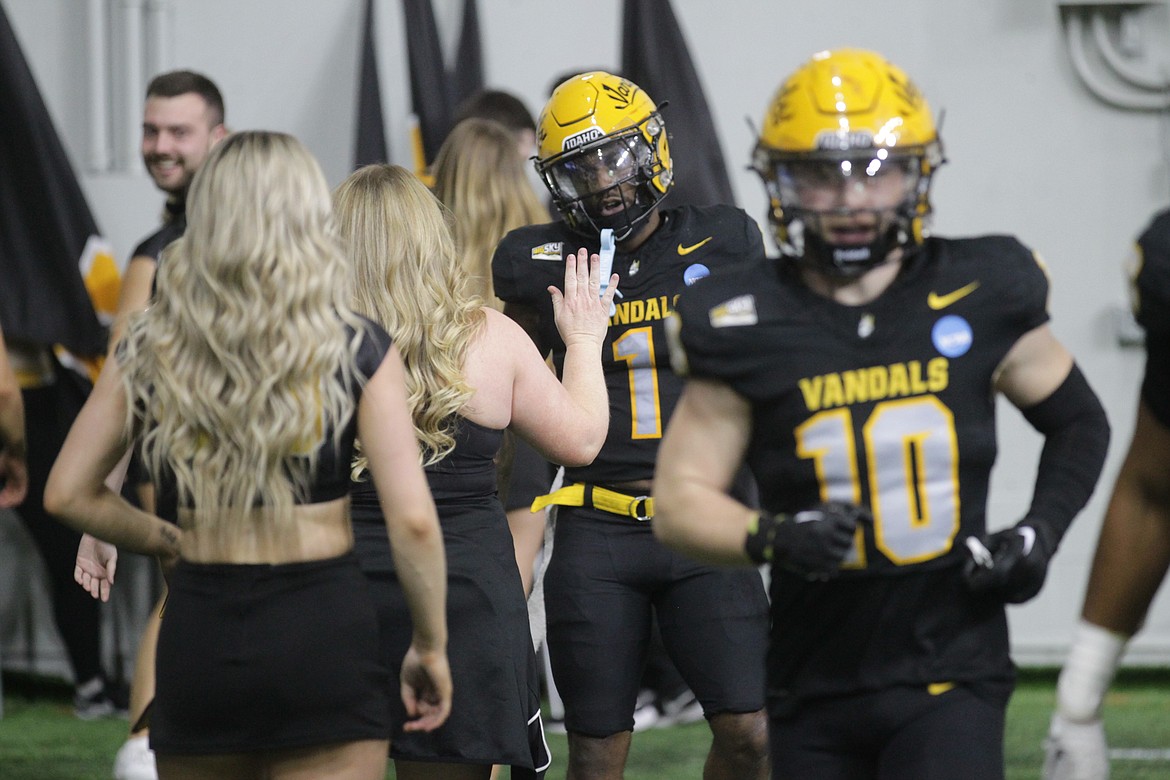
[531,483,654,521]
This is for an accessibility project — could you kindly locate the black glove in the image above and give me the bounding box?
[747,502,867,578]
[962,520,1055,604]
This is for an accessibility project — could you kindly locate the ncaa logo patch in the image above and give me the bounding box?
[683,263,710,286]
[932,315,973,358]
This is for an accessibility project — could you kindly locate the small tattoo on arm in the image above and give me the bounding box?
[159,525,179,550]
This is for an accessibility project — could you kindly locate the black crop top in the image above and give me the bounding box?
[151,315,392,513]
[295,316,393,503]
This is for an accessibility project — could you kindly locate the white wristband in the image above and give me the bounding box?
[1055,618,1128,722]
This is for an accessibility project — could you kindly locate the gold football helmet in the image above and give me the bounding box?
[752,49,945,276]
[536,71,672,241]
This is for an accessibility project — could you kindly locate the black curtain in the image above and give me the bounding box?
[0,1,106,356]
[451,0,482,111]
[621,0,736,208]
[402,0,483,167]
[354,0,389,168]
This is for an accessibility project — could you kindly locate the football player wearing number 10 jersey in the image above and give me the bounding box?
[492,71,771,779]
[654,49,1110,780]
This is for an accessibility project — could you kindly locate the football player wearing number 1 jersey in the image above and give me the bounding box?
[492,72,771,779]
[654,49,1110,780]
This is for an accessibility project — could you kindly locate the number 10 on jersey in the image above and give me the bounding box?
[795,396,961,568]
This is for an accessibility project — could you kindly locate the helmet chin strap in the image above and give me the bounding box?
[580,181,659,242]
[778,208,913,279]
[589,210,638,242]
[811,225,899,278]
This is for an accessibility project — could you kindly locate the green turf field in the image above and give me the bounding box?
[1,669,1168,779]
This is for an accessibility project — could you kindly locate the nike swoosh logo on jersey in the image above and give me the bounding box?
[677,237,713,256]
[927,281,981,310]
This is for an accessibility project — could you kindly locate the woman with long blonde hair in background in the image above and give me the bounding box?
[432,117,550,311]
[334,163,613,780]
[45,132,451,780]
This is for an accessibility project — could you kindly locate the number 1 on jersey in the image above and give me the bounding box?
[613,326,663,439]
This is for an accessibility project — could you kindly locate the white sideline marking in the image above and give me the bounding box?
[1110,748,1170,761]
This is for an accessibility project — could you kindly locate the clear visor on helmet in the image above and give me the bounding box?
[547,131,652,213]
[771,152,921,214]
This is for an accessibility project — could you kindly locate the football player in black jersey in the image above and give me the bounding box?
[492,71,771,779]
[654,49,1110,780]
[1044,208,1170,779]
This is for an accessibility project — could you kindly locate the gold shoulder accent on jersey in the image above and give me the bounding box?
[1032,250,1050,281]
[664,313,689,377]
[1032,251,1052,313]
[1127,243,1145,318]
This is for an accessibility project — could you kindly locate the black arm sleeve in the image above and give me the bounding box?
[1021,364,1110,549]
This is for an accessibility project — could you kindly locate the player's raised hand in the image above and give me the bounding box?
[549,247,618,349]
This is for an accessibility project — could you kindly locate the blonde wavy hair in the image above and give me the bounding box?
[333,164,483,466]
[431,118,550,309]
[118,131,364,524]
